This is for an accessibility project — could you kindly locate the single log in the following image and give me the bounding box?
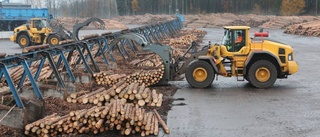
[70,90,90,99]
[59,39,75,45]
[150,115,155,134]
[152,89,158,103]
[141,88,150,99]
[145,89,152,103]
[145,112,153,131]
[132,83,140,94]
[95,119,104,129]
[81,34,99,40]
[153,109,170,134]
[125,128,131,135]
[114,81,126,90]
[77,87,105,103]
[115,82,127,93]
[119,86,130,98]
[154,113,159,135]
[138,99,146,107]
[156,94,163,107]
[127,83,135,94]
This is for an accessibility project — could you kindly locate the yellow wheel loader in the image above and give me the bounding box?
[176,26,299,88]
[10,18,105,48]
[109,26,298,89]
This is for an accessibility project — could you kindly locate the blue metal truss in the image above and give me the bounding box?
[0,17,183,108]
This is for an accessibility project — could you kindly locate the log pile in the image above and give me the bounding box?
[93,66,164,87]
[129,54,163,67]
[284,21,320,37]
[0,46,99,86]
[24,99,169,137]
[159,29,206,59]
[0,61,55,85]
[67,83,163,107]
[168,34,198,47]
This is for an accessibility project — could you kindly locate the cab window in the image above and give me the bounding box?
[233,30,245,52]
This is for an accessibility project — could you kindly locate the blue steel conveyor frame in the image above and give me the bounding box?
[0,15,184,108]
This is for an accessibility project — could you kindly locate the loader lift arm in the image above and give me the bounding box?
[106,33,217,85]
[73,17,105,41]
[107,33,173,85]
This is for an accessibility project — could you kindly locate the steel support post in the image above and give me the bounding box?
[75,46,93,75]
[95,39,110,64]
[41,51,65,87]
[58,51,75,82]
[34,58,46,81]
[17,61,32,88]
[18,58,43,99]
[0,63,24,108]
[82,42,100,72]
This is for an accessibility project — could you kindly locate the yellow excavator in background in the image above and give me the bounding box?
[10,17,105,48]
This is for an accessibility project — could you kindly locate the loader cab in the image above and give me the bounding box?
[222,26,249,52]
[30,18,48,32]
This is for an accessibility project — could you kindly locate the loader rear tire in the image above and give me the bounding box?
[18,35,30,48]
[186,60,215,88]
[248,60,277,88]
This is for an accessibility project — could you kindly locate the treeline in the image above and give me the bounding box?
[55,0,319,18]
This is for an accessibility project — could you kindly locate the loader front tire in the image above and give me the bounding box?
[186,60,215,88]
[18,35,30,48]
[248,60,277,88]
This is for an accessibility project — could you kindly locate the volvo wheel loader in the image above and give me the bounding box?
[173,26,298,88]
[10,18,105,48]
[109,26,298,89]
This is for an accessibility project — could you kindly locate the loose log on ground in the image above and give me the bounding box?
[153,109,170,134]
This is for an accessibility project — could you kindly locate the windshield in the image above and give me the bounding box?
[41,19,48,28]
[222,29,231,45]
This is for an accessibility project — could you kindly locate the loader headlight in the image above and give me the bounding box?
[288,52,293,61]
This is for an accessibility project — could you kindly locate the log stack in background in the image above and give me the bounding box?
[161,29,206,59]
[284,20,320,37]
[67,83,163,108]
[25,99,169,137]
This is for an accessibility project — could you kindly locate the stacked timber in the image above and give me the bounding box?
[168,34,198,47]
[93,66,164,87]
[67,83,163,107]
[93,73,126,86]
[129,54,163,67]
[24,100,169,137]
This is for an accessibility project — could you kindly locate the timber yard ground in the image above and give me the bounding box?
[1,27,320,137]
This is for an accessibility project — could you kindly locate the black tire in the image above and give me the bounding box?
[244,75,251,84]
[186,60,215,88]
[17,35,30,48]
[247,60,277,88]
[47,34,60,46]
